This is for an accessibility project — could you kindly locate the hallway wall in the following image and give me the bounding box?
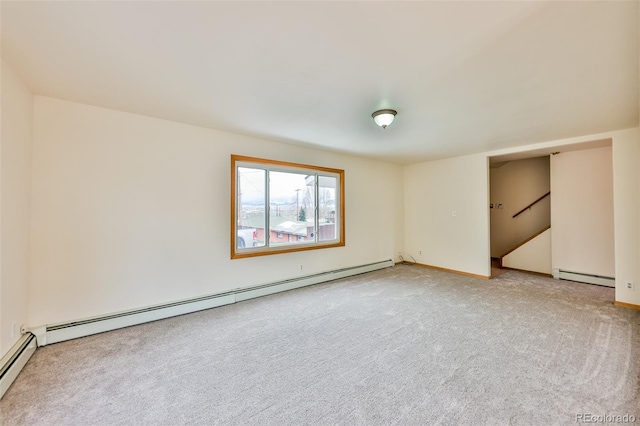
[551,146,615,278]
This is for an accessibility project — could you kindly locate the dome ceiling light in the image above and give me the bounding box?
[371,109,397,129]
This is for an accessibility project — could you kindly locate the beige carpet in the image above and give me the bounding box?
[1,265,638,425]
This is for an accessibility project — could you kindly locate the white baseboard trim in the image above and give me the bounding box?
[39,259,394,346]
[0,334,37,399]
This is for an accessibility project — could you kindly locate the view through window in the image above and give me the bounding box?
[231,156,344,258]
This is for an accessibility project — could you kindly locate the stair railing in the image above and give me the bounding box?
[512,191,550,218]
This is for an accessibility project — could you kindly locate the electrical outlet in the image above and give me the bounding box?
[626,281,635,290]
[419,250,422,255]
[299,264,303,271]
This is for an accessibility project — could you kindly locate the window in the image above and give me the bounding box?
[231,155,344,259]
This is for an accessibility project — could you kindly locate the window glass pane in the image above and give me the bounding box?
[269,171,316,246]
[237,167,266,249]
[318,175,338,241]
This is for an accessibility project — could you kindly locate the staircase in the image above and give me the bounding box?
[500,226,551,275]
[497,191,552,275]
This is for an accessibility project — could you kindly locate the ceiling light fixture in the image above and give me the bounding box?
[372,109,397,129]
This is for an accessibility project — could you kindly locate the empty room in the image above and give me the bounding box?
[1,1,639,425]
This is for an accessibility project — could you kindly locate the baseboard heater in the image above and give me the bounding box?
[554,269,615,288]
[37,259,394,347]
[0,333,37,399]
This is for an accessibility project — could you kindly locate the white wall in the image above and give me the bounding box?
[0,60,33,355]
[486,128,639,306]
[405,128,639,306]
[612,130,640,305]
[28,97,404,326]
[404,154,490,277]
[551,146,615,278]
[490,156,550,257]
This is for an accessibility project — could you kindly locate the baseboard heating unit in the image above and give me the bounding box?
[0,333,37,399]
[36,259,394,347]
[553,269,615,288]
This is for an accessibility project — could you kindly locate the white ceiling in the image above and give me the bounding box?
[2,1,638,164]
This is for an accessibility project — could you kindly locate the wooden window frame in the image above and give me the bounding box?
[231,155,345,259]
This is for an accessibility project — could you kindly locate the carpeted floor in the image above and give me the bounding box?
[1,265,639,425]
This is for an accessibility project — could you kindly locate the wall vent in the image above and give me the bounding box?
[0,334,37,399]
[553,269,615,288]
[39,259,394,346]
